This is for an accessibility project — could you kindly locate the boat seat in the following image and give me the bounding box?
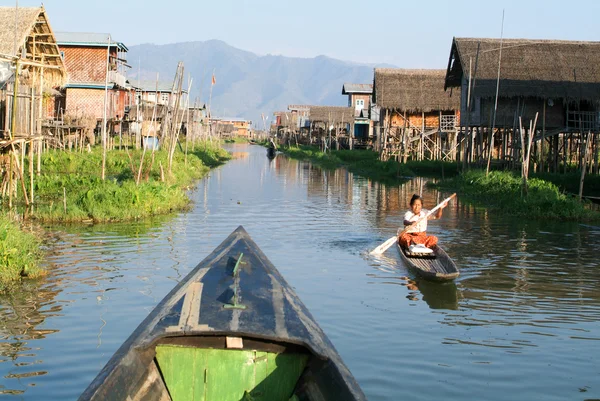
[402,246,437,259]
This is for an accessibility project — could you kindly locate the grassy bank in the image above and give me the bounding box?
[224,136,249,144]
[1,140,229,290]
[22,141,230,223]
[434,169,599,220]
[0,216,44,292]
[532,171,600,198]
[283,146,415,182]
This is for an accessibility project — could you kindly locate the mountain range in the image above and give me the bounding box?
[127,40,394,126]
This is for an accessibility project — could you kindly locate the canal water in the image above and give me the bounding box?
[0,144,599,400]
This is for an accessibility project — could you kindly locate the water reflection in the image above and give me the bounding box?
[0,144,599,401]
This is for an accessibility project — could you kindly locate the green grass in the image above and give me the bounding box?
[224,136,250,144]
[434,169,600,220]
[16,141,230,223]
[283,146,414,182]
[532,171,600,198]
[405,160,460,178]
[0,215,44,292]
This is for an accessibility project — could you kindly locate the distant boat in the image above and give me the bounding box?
[397,243,459,281]
[267,147,276,158]
[79,226,366,401]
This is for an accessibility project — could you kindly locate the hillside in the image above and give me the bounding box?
[128,40,392,125]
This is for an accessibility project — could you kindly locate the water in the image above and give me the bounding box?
[1,144,599,400]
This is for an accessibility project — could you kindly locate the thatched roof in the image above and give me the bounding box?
[373,69,459,112]
[445,37,600,101]
[0,6,66,87]
[0,7,38,57]
[309,106,355,123]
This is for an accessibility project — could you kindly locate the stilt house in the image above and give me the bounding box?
[342,83,373,147]
[308,106,355,150]
[444,37,600,172]
[55,32,132,122]
[0,6,66,138]
[372,69,460,162]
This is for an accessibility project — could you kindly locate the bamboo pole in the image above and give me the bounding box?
[579,131,591,201]
[101,35,111,180]
[30,87,34,204]
[485,12,503,176]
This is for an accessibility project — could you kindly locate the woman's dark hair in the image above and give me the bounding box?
[410,194,422,206]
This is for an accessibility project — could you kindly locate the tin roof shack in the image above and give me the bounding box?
[444,37,600,172]
[373,68,460,162]
[56,32,133,128]
[0,6,66,138]
[133,80,188,107]
[308,106,355,151]
[342,83,373,148]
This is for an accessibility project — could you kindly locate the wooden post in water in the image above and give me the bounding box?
[579,131,591,201]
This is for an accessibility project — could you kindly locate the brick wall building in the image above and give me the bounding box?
[56,32,132,121]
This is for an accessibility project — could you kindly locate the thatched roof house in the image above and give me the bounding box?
[444,37,600,129]
[309,106,355,124]
[0,6,66,87]
[445,37,600,102]
[373,69,459,113]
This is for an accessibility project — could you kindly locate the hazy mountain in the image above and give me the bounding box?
[127,40,394,125]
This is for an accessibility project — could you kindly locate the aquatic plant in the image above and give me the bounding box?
[0,216,43,291]
[283,146,414,182]
[434,169,599,220]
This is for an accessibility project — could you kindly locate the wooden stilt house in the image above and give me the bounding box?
[372,69,460,162]
[0,6,66,138]
[342,83,373,148]
[0,6,67,206]
[444,37,600,172]
[308,106,355,151]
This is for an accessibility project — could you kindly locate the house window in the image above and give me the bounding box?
[161,93,170,103]
[356,99,365,109]
[60,51,65,59]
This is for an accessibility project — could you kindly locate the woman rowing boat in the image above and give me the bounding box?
[398,194,447,250]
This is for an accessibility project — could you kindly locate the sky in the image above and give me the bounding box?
[10,0,600,67]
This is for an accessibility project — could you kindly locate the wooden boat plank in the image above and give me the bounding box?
[397,243,459,281]
[80,226,366,401]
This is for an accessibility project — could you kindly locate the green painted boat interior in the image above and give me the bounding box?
[155,344,309,401]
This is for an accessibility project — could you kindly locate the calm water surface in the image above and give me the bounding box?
[1,144,599,400]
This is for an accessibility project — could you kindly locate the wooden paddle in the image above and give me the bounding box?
[370,193,456,255]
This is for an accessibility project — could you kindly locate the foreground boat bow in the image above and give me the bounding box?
[79,226,366,401]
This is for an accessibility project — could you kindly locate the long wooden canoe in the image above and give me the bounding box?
[79,226,366,401]
[397,243,459,282]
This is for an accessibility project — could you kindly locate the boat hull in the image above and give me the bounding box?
[397,243,459,282]
[79,226,365,401]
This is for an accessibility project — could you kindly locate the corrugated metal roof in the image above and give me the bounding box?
[131,80,180,92]
[55,32,128,51]
[342,83,373,94]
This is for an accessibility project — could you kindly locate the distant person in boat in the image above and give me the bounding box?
[268,137,277,151]
[399,194,447,250]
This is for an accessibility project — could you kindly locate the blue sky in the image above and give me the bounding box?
[12,0,600,67]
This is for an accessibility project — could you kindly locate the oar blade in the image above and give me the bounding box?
[370,236,397,255]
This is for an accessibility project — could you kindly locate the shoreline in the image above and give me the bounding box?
[0,141,231,291]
